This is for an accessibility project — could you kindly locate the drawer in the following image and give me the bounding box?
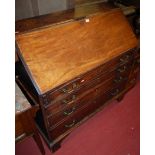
[134,48,140,59]
[45,67,127,114]
[45,74,115,117]
[46,75,127,127]
[44,69,116,110]
[48,83,126,140]
[47,88,97,127]
[49,93,108,139]
[115,62,133,78]
[127,66,139,89]
[133,57,140,72]
[126,57,140,89]
[42,49,135,106]
[127,76,138,89]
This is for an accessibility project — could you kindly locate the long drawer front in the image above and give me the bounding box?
[127,55,140,88]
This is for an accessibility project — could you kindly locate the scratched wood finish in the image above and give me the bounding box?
[16,9,137,94]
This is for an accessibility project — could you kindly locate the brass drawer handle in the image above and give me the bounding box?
[111,89,119,96]
[97,77,100,81]
[114,76,123,83]
[117,66,127,73]
[64,107,76,116]
[120,55,130,63]
[62,88,71,93]
[62,83,79,93]
[62,95,76,104]
[64,120,76,128]
[73,83,78,88]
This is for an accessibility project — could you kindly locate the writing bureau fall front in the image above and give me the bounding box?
[15,3,139,152]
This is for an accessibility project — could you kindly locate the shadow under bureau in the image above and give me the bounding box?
[15,2,139,152]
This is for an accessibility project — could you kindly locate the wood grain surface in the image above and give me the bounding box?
[16,9,137,94]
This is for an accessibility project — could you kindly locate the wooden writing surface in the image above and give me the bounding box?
[16,9,137,94]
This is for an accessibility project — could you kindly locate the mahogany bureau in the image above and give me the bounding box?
[15,3,139,152]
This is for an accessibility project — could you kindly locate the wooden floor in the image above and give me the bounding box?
[16,81,140,155]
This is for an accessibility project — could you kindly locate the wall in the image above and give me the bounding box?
[15,0,108,21]
[38,0,67,15]
[15,0,34,20]
[15,0,68,21]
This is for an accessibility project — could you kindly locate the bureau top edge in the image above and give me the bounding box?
[15,2,117,34]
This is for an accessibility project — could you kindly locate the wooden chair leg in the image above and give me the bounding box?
[33,130,45,155]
